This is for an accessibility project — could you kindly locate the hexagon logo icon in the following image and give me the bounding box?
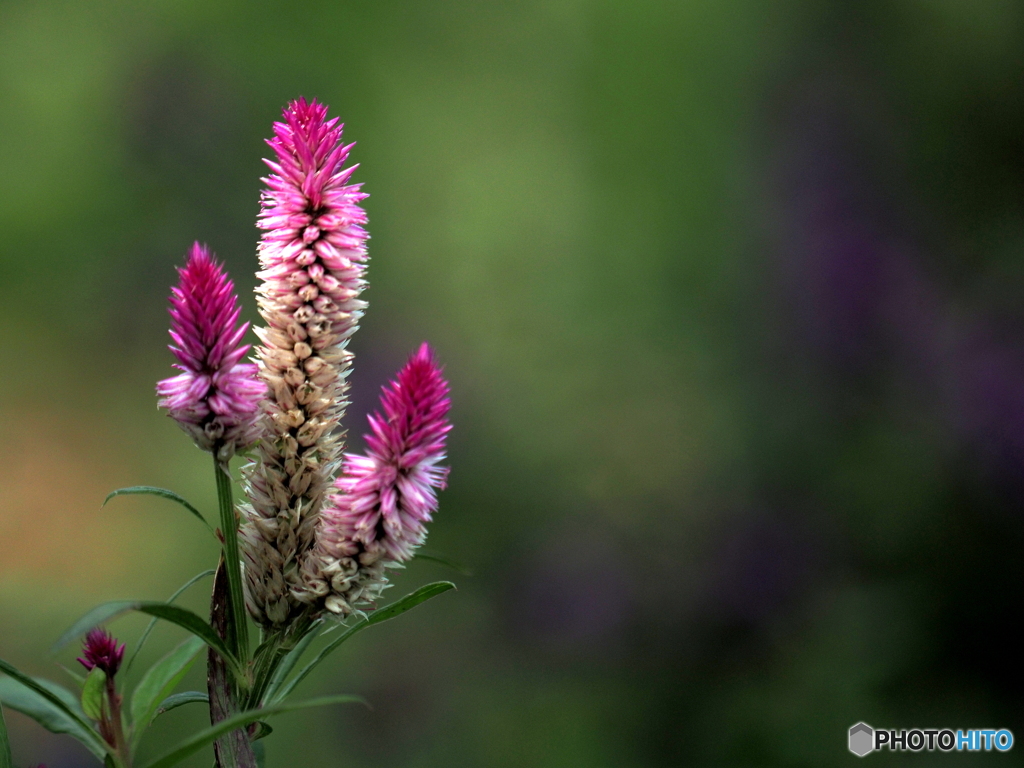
[849,723,874,757]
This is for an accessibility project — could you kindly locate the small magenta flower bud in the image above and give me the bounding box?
[76,629,125,678]
[157,243,265,460]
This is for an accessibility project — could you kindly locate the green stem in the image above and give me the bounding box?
[246,639,284,710]
[246,615,313,709]
[213,455,250,667]
[105,678,131,768]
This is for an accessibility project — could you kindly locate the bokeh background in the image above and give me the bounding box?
[3,1,1024,765]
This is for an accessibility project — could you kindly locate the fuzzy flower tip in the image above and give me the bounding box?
[310,343,452,616]
[240,98,370,627]
[157,243,265,460]
[77,629,124,677]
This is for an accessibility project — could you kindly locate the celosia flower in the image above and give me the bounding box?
[156,243,265,459]
[240,98,370,626]
[76,629,125,677]
[308,343,452,616]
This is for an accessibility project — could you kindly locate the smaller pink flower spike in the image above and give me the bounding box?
[77,628,125,678]
[157,243,265,460]
[311,343,452,615]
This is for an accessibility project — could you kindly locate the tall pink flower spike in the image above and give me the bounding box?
[156,243,265,459]
[310,343,452,616]
[240,98,371,626]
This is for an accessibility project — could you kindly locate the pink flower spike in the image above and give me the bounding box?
[241,98,371,626]
[76,628,125,678]
[157,243,265,459]
[314,343,452,615]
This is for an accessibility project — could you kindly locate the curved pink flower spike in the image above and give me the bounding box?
[312,343,452,614]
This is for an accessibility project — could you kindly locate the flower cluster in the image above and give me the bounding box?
[155,98,452,628]
[237,98,372,626]
[0,96,456,768]
[307,344,452,615]
[157,244,265,460]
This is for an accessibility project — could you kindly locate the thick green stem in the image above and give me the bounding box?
[209,560,257,768]
[213,455,250,664]
[104,678,131,768]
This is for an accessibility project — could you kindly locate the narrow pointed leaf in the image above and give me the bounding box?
[271,621,365,705]
[414,552,473,576]
[1,703,12,768]
[0,662,108,760]
[260,623,321,706]
[0,675,88,723]
[52,602,240,677]
[140,695,365,768]
[272,581,455,703]
[125,569,215,675]
[103,487,214,538]
[365,581,455,626]
[58,664,86,688]
[155,691,208,717]
[80,668,106,720]
[130,636,205,743]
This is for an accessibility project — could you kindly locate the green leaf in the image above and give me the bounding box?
[0,675,89,726]
[125,569,215,675]
[155,691,208,717]
[272,581,455,704]
[52,602,241,679]
[365,581,456,626]
[1,702,12,768]
[414,551,474,576]
[57,664,86,688]
[139,695,365,768]
[250,721,273,741]
[129,636,205,744]
[0,661,108,760]
[80,668,106,720]
[103,487,214,538]
[270,623,363,705]
[260,623,322,706]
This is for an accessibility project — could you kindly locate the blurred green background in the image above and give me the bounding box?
[3,0,1024,765]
